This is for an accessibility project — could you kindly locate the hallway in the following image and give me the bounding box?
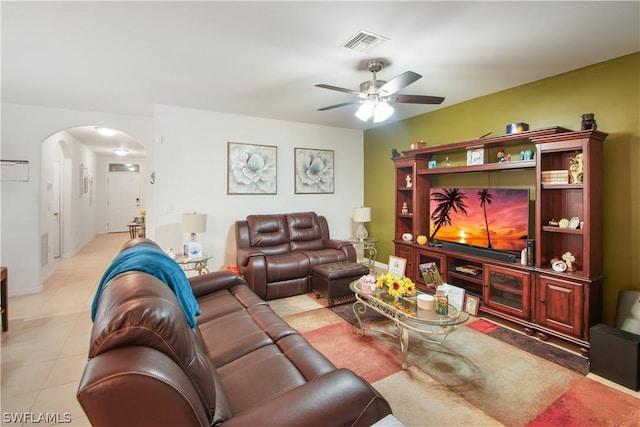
[1,233,130,426]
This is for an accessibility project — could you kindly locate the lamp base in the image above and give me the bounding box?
[356,223,369,242]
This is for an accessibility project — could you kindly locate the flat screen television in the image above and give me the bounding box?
[429,188,530,253]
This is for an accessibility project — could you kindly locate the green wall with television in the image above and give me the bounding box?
[364,52,639,324]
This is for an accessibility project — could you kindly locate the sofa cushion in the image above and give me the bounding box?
[265,252,311,282]
[287,211,324,251]
[214,333,336,417]
[196,284,267,324]
[302,248,349,267]
[247,214,291,255]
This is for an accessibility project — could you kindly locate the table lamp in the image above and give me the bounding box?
[182,212,207,258]
[353,207,371,241]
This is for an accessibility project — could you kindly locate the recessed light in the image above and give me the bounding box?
[97,127,117,137]
[113,148,129,156]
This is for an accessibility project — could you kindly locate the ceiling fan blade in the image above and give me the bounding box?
[317,101,360,111]
[315,84,362,96]
[378,71,422,96]
[392,94,445,105]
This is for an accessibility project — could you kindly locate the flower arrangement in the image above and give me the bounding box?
[376,273,416,298]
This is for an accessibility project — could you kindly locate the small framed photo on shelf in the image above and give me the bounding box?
[464,294,480,316]
[388,256,407,278]
[466,146,486,166]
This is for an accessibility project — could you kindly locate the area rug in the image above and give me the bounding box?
[304,317,583,427]
[526,376,640,426]
[329,304,589,375]
[278,294,639,426]
[467,318,589,375]
[301,321,402,383]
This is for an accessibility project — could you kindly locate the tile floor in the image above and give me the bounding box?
[1,232,129,427]
[1,232,637,427]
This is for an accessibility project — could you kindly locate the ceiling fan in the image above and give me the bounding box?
[316,60,445,123]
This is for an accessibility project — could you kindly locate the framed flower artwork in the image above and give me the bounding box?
[227,142,277,194]
[294,148,334,194]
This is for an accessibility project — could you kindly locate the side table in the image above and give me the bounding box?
[175,254,212,275]
[346,238,378,272]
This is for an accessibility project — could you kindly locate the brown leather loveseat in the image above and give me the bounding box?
[77,238,391,427]
[235,211,356,300]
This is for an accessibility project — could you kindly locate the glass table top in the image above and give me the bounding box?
[350,280,470,327]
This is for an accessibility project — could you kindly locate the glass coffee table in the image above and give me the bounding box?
[349,280,470,369]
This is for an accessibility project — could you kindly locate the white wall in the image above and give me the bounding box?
[153,105,364,270]
[40,130,100,279]
[1,102,363,294]
[1,103,154,295]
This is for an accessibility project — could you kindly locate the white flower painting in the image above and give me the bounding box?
[227,142,277,194]
[295,148,334,194]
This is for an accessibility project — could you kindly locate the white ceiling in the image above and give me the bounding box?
[2,1,639,155]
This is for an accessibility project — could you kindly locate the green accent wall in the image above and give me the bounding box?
[364,52,639,325]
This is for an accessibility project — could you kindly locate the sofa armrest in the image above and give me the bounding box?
[188,270,248,298]
[222,369,392,427]
[77,346,211,427]
[324,239,356,261]
[236,247,265,267]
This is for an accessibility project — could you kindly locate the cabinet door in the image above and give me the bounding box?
[394,244,415,281]
[483,265,531,319]
[536,274,583,338]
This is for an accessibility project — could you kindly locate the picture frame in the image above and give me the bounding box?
[464,294,480,316]
[294,148,334,194]
[227,142,277,195]
[387,256,407,278]
[419,262,443,286]
[466,146,486,166]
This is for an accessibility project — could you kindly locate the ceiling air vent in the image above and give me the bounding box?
[342,30,389,52]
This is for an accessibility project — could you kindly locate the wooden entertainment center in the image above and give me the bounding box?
[393,127,607,353]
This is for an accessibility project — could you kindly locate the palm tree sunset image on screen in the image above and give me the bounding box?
[429,188,530,253]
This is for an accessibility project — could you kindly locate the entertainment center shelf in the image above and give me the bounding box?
[393,127,607,352]
[417,159,536,175]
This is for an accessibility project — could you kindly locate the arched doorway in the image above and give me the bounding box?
[40,126,146,273]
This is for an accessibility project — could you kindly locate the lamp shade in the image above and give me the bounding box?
[353,207,371,223]
[181,213,207,233]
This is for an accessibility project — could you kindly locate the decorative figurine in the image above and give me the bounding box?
[569,152,584,184]
[405,175,412,188]
[401,202,409,215]
[520,149,534,160]
[562,251,576,272]
[497,149,511,162]
[391,148,401,158]
[581,113,597,130]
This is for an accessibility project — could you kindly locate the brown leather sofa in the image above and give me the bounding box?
[235,211,356,300]
[77,238,391,427]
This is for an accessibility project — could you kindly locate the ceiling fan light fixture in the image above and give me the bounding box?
[373,101,394,123]
[96,127,118,137]
[355,100,375,122]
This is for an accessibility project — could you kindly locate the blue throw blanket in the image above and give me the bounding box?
[91,243,201,328]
